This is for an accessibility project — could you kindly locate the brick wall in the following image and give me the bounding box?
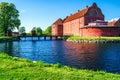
[52,24,58,35]
[63,17,84,36]
[52,18,63,36]
[81,27,120,37]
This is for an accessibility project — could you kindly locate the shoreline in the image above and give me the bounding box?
[66,36,120,43]
[0,53,120,79]
[1,36,120,43]
[67,39,120,43]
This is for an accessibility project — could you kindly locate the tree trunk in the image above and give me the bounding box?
[4,30,7,36]
[4,28,7,36]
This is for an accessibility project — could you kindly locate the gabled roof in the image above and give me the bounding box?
[115,18,120,26]
[108,18,120,26]
[108,21,116,26]
[63,3,100,23]
[53,18,63,25]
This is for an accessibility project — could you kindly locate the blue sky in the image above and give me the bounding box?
[0,0,120,32]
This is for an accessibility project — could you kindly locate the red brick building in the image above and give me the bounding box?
[52,3,120,37]
[52,18,63,36]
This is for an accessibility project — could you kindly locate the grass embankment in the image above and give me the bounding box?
[0,36,17,41]
[0,53,120,80]
[67,36,120,41]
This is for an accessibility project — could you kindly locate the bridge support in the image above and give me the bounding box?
[50,36,52,40]
[44,36,46,40]
[55,36,58,40]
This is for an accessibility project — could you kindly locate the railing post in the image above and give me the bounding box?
[44,36,46,40]
[50,36,52,40]
[55,36,58,40]
[38,36,40,40]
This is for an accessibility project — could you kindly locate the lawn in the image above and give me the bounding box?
[67,36,120,41]
[0,53,120,80]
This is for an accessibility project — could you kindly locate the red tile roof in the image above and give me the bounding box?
[64,8,88,23]
[108,21,116,26]
[108,18,120,26]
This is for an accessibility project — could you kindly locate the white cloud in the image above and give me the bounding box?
[109,18,119,22]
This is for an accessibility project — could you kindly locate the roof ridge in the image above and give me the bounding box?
[53,18,63,24]
[63,5,89,23]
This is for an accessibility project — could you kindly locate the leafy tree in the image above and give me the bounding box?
[19,26,26,36]
[36,27,42,36]
[31,27,36,36]
[0,2,21,36]
[44,26,52,35]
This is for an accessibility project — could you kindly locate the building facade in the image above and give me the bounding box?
[52,3,120,37]
[52,18,63,36]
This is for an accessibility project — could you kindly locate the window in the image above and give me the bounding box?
[90,13,92,16]
[90,19,93,22]
[94,10,99,16]
[97,12,99,16]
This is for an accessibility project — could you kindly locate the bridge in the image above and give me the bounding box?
[17,35,68,41]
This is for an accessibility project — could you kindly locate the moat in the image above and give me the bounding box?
[0,38,120,73]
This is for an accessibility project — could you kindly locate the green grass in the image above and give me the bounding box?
[0,36,17,41]
[67,36,120,41]
[0,53,120,80]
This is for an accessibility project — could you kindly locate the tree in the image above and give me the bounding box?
[36,27,42,36]
[44,26,52,35]
[0,2,21,36]
[31,27,36,36]
[19,26,26,36]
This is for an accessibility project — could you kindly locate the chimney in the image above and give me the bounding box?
[92,2,97,7]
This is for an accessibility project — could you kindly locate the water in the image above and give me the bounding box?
[0,39,120,73]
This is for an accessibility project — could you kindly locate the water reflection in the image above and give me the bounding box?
[62,42,120,73]
[0,42,13,55]
[0,40,120,73]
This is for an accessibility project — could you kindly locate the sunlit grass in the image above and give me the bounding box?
[0,53,120,80]
[67,36,120,41]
